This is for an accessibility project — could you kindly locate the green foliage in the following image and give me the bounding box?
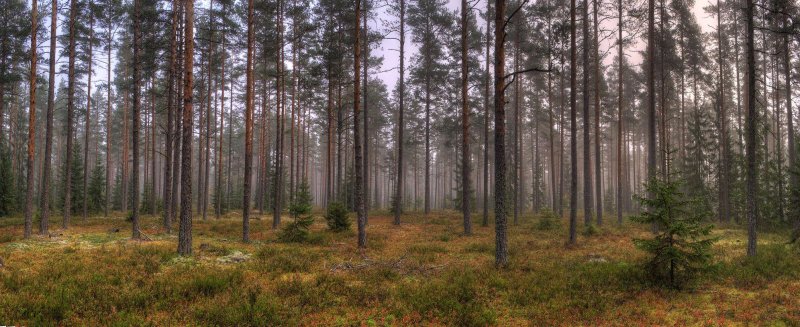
[398,270,496,326]
[721,244,800,288]
[582,223,599,237]
[631,177,717,289]
[59,143,84,215]
[278,216,314,243]
[87,163,106,213]
[324,201,350,232]
[279,181,315,243]
[288,181,312,219]
[0,142,16,217]
[535,208,562,231]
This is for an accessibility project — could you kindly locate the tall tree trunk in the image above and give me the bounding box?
[243,0,254,242]
[646,0,656,184]
[24,0,37,239]
[482,0,491,226]
[616,0,624,225]
[569,0,578,245]
[40,0,57,235]
[593,0,602,224]
[582,0,593,227]
[131,0,142,239]
[394,0,405,225]
[178,0,195,256]
[745,0,757,256]
[363,0,369,217]
[460,0,471,235]
[718,0,730,223]
[216,16,226,219]
[83,12,93,221]
[163,0,177,232]
[493,0,508,267]
[273,0,284,229]
[354,0,366,249]
[63,0,77,229]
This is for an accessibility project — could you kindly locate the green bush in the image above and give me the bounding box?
[324,202,350,232]
[279,181,315,243]
[535,209,562,231]
[631,177,717,289]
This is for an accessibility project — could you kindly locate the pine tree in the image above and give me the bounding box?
[0,142,16,217]
[631,177,717,289]
[87,163,106,214]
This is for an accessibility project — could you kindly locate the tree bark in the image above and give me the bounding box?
[460,0,471,235]
[582,0,593,227]
[354,0,366,249]
[40,0,57,235]
[494,0,508,267]
[744,0,757,256]
[569,0,578,245]
[394,0,405,225]
[63,0,77,229]
[24,0,37,239]
[131,0,142,239]
[178,0,195,256]
[83,11,93,221]
[243,0,254,242]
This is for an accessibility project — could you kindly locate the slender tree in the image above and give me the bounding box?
[744,0,757,256]
[460,0,471,235]
[24,0,37,239]
[178,0,195,256]
[131,0,142,239]
[568,0,578,245]
[163,0,178,232]
[243,0,254,242]
[394,0,405,225]
[63,0,78,229]
[40,0,57,235]
[354,0,366,249]
[582,0,593,226]
[493,0,508,267]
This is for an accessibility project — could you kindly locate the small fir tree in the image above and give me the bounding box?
[631,177,717,289]
[278,181,314,243]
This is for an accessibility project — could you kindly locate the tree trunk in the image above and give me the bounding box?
[354,0,366,249]
[178,0,195,256]
[24,0,37,239]
[243,0,254,242]
[83,11,93,221]
[394,0,405,225]
[131,0,142,239]
[569,0,578,245]
[744,0,757,256]
[482,0,490,227]
[593,0,602,225]
[582,0,593,227]
[40,0,57,235]
[163,0,177,232]
[647,0,656,184]
[493,0,508,267]
[616,0,624,225]
[64,0,77,229]
[460,0,471,235]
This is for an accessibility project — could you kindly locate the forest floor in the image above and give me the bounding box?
[1,210,799,326]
